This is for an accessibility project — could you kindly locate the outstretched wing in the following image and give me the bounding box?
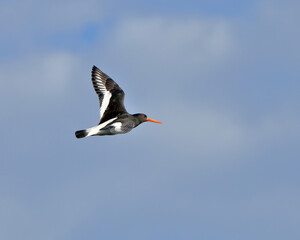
[91,65,127,124]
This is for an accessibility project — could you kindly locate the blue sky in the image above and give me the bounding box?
[1,0,300,239]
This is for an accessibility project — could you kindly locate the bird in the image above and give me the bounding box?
[75,65,162,138]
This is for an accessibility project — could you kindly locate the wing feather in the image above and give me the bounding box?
[91,66,127,124]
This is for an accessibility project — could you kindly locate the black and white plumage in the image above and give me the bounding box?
[75,66,162,138]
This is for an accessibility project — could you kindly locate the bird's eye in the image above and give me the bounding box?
[142,114,146,118]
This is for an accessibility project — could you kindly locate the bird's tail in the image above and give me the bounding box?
[75,121,113,138]
[75,129,89,139]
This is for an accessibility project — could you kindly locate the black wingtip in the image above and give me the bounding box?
[75,130,89,139]
[92,65,99,71]
[92,65,102,76]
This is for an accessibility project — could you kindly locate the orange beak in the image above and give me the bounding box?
[146,118,162,124]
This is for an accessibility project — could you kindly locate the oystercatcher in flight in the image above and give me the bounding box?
[75,66,162,138]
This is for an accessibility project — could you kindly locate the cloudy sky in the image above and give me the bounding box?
[1,0,300,239]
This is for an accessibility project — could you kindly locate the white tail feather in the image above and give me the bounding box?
[86,117,117,136]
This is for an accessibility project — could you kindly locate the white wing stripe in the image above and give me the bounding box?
[100,91,111,119]
[92,77,112,120]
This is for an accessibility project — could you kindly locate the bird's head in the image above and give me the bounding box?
[133,113,162,124]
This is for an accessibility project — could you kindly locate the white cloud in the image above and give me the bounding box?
[100,16,237,83]
[259,0,300,27]
[0,0,104,33]
[160,105,245,158]
[145,102,300,166]
[0,0,106,56]
[0,52,80,101]
[93,14,300,161]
